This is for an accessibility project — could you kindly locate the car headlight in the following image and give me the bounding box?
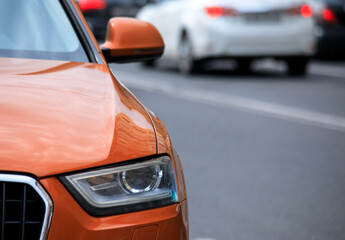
[60,156,179,216]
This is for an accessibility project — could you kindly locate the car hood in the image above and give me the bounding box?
[0,58,157,178]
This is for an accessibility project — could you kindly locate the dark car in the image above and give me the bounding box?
[314,0,345,58]
[76,0,150,38]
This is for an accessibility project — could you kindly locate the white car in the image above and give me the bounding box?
[137,0,316,75]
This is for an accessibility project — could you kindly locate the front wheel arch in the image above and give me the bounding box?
[177,31,204,75]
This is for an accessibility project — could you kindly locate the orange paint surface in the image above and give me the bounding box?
[0,58,156,177]
[101,17,165,57]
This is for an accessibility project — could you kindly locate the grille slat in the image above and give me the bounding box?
[1,183,6,240]
[21,185,26,240]
[0,181,46,240]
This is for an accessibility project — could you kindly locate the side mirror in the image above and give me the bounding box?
[100,18,164,63]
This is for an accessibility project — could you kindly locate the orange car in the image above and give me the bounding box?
[0,0,188,239]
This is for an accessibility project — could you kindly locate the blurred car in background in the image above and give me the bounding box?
[312,0,345,58]
[137,0,316,76]
[76,0,150,38]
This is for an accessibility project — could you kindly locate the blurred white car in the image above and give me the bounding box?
[137,0,316,75]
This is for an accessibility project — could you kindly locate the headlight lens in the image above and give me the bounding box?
[60,156,179,216]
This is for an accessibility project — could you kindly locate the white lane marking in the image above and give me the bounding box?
[115,71,345,133]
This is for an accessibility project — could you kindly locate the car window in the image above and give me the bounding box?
[0,0,89,62]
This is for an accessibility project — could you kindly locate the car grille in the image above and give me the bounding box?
[0,176,52,240]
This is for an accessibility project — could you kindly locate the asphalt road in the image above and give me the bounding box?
[110,60,345,240]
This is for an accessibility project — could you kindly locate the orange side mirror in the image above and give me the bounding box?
[100,18,165,63]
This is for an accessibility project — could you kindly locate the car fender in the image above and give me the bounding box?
[178,10,207,60]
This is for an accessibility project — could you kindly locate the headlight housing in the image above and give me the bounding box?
[60,156,179,216]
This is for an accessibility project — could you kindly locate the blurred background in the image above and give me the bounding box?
[78,0,345,239]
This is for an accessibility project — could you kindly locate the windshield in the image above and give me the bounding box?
[0,0,89,62]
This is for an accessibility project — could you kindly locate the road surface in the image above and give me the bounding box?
[111,60,345,240]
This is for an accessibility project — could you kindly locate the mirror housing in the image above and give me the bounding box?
[100,18,164,63]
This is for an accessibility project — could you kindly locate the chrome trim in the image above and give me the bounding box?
[0,174,53,240]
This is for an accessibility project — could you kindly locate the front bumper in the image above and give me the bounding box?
[41,177,188,240]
